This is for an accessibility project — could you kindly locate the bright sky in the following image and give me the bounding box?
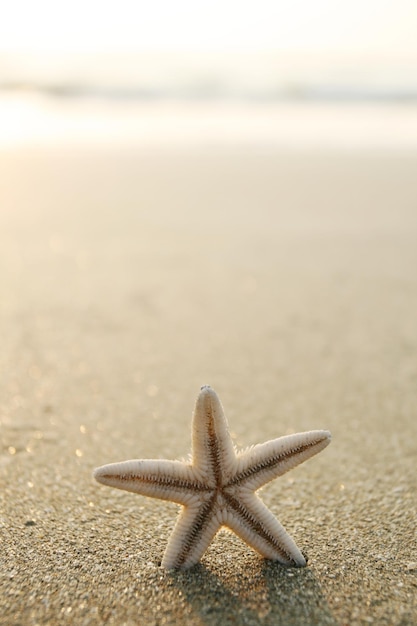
[0,0,416,57]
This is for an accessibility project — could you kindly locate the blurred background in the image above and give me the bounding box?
[1,0,417,149]
[1,0,417,428]
[1,0,417,406]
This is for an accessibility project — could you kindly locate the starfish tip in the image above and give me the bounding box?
[92,465,107,485]
[198,385,220,402]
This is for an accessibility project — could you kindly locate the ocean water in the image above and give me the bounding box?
[1,91,417,151]
[2,47,417,151]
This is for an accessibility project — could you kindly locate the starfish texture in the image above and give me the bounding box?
[94,385,331,569]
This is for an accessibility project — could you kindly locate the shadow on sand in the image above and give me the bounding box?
[168,558,337,626]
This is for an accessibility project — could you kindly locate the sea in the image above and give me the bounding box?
[1,54,417,151]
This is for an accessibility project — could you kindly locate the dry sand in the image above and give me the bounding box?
[1,146,416,625]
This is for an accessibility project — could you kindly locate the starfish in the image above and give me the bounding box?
[94,385,331,569]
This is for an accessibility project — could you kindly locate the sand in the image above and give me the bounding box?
[1,145,416,625]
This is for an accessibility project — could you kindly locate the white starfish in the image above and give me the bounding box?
[94,385,331,569]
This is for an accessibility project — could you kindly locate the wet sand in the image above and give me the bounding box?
[1,146,416,625]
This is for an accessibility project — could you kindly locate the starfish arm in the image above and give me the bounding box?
[191,386,237,484]
[93,459,208,505]
[230,430,331,491]
[223,491,306,566]
[162,498,221,569]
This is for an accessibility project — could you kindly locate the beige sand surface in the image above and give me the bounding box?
[1,147,416,625]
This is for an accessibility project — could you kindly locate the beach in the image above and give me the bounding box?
[1,104,417,624]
